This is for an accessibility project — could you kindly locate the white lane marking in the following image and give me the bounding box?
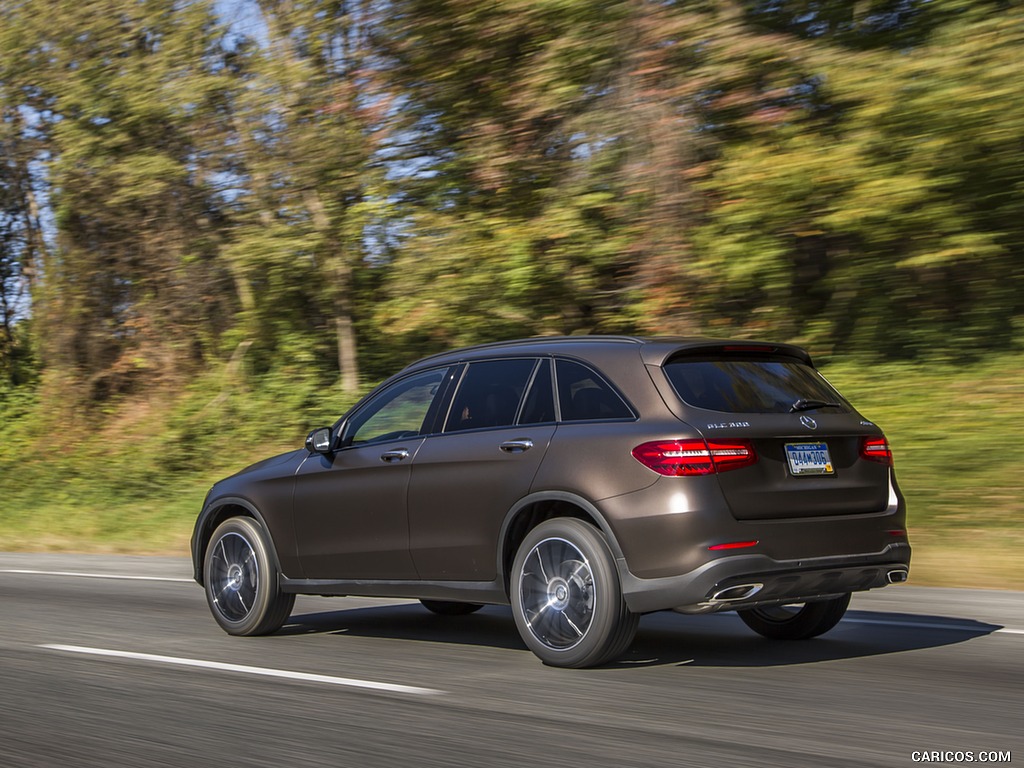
[845,617,1023,635]
[39,644,443,697]
[0,569,192,583]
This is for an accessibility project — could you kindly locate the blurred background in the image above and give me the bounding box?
[0,0,1020,586]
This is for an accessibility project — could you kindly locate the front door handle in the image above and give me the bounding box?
[499,438,534,454]
[380,449,410,463]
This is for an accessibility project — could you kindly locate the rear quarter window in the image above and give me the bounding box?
[663,356,850,414]
[556,359,635,421]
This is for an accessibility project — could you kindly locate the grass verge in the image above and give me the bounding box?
[1,353,1021,589]
[822,354,1023,588]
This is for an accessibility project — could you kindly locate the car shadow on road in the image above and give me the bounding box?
[279,602,1003,669]
[613,609,1003,669]
[282,603,529,652]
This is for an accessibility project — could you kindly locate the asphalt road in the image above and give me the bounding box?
[1,553,1020,768]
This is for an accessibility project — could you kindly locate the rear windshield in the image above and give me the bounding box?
[663,356,850,414]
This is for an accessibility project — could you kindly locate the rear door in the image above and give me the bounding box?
[407,358,555,580]
[661,351,890,520]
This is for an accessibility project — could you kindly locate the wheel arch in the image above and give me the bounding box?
[497,491,627,598]
[192,497,276,585]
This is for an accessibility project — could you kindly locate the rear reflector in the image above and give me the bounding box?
[708,540,759,551]
[632,439,757,476]
[861,436,893,466]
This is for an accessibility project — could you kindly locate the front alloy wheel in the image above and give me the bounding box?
[203,516,294,636]
[208,530,259,622]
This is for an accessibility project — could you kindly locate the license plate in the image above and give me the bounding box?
[785,442,834,476]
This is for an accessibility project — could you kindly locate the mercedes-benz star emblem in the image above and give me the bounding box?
[800,415,817,430]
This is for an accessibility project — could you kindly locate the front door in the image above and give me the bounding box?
[292,367,452,579]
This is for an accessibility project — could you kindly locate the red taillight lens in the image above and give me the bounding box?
[632,439,757,476]
[632,440,716,476]
[861,436,893,466]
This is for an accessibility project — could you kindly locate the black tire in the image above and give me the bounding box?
[737,593,851,640]
[420,600,484,616]
[510,518,639,668]
[203,517,295,636]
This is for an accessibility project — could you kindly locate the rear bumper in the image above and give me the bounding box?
[619,541,911,614]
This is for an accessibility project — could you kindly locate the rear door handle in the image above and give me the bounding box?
[380,449,410,463]
[500,439,534,454]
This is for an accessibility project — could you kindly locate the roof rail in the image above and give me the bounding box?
[404,335,645,368]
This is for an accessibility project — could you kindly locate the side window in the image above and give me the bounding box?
[518,359,555,425]
[344,368,447,445]
[556,359,634,422]
[445,359,536,432]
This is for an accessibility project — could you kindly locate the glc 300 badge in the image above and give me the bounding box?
[706,421,751,430]
[800,415,817,429]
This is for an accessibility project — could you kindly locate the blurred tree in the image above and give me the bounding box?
[376,0,640,345]
[4,0,238,400]
[225,0,396,393]
[1,0,1021,408]
[739,0,942,49]
[0,111,32,384]
[696,7,1024,357]
[0,9,46,386]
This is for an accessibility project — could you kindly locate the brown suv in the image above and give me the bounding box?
[191,336,911,667]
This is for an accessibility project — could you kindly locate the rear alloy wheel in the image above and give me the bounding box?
[420,600,483,616]
[204,517,295,636]
[511,518,638,668]
[737,593,851,640]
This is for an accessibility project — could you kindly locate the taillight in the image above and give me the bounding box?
[707,440,759,472]
[632,439,757,476]
[861,436,893,466]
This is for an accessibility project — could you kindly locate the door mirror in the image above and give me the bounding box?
[305,427,334,454]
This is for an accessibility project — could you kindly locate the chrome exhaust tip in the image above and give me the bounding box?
[709,583,764,602]
[887,569,909,584]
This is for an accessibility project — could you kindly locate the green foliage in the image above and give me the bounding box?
[4,0,239,399]
[0,0,1022,577]
[2,0,1020,395]
[695,10,1024,358]
[0,361,359,552]
[820,352,1024,588]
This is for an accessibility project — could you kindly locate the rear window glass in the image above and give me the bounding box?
[445,359,535,432]
[663,357,850,414]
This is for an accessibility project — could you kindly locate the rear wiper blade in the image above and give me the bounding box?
[790,398,842,413]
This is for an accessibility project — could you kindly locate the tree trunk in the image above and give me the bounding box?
[335,299,359,395]
[303,187,359,394]
[13,109,48,293]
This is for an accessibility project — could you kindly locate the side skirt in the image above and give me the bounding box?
[279,576,509,606]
